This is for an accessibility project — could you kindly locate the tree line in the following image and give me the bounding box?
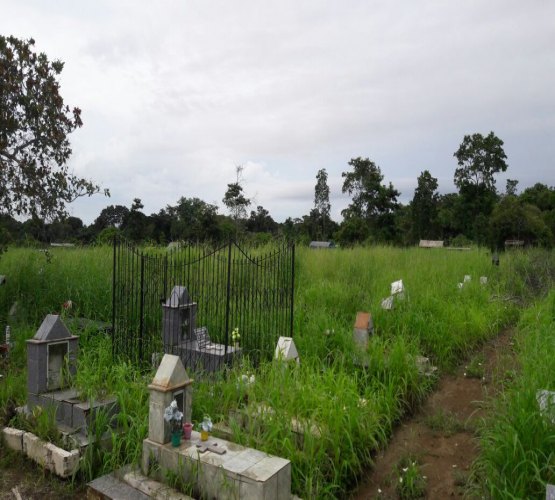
[1,35,554,249]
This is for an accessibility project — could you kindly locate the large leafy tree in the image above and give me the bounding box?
[341,157,399,242]
[453,132,507,242]
[453,132,508,192]
[0,35,106,219]
[410,170,439,241]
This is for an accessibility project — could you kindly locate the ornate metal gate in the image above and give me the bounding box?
[112,238,295,370]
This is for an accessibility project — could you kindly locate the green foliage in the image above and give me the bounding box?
[1,244,548,498]
[471,290,555,498]
[395,455,427,499]
[490,196,553,248]
[341,157,400,242]
[0,35,106,220]
[410,170,440,242]
[453,131,508,192]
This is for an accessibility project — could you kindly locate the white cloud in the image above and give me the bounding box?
[3,0,555,223]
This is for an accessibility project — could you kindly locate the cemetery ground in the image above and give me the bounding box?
[0,245,555,498]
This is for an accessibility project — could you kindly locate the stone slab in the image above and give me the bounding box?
[88,474,150,500]
[547,484,555,500]
[2,427,24,452]
[142,432,291,500]
[45,443,79,478]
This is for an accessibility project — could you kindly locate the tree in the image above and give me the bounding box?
[246,205,277,234]
[313,168,331,239]
[452,132,507,242]
[0,35,107,220]
[93,204,130,230]
[490,197,552,248]
[168,197,220,242]
[505,179,519,196]
[453,132,508,192]
[410,170,439,241]
[223,165,251,230]
[341,157,399,242]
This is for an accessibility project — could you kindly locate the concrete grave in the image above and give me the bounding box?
[353,312,373,351]
[25,315,118,437]
[148,354,193,445]
[537,389,555,424]
[162,286,241,373]
[275,337,299,363]
[143,352,291,499]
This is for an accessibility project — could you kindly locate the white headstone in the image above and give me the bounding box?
[480,276,488,285]
[391,279,404,295]
[537,389,555,424]
[464,275,471,283]
[381,296,394,310]
[275,337,299,363]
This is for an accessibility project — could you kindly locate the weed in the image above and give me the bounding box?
[464,353,485,379]
[395,455,427,499]
[424,408,467,436]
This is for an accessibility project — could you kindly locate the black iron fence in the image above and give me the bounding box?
[112,238,295,371]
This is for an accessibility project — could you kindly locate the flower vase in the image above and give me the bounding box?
[171,429,182,447]
[183,422,193,440]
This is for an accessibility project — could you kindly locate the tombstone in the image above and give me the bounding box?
[391,279,404,296]
[353,312,373,351]
[148,354,193,445]
[464,275,471,283]
[275,337,299,363]
[161,286,240,373]
[547,483,555,500]
[537,389,555,424]
[162,286,198,351]
[25,315,118,435]
[381,296,394,310]
[480,276,488,285]
[27,315,78,396]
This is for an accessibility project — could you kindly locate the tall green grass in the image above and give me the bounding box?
[471,287,555,498]
[0,244,544,497]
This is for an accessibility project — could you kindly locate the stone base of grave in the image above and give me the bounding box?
[26,388,119,435]
[172,342,241,373]
[88,464,193,500]
[1,427,80,478]
[142,431,291,500]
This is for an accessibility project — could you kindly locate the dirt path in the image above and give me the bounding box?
[351,330,515,499]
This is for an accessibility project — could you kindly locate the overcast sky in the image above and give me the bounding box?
[3,1,555,224]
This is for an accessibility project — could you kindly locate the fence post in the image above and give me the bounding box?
[224,240,233,353]
[290,243,295,337]
[112,235,117,359]
[139,254,145,364]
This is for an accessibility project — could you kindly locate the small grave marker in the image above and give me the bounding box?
[480,276,488,285]
[353,312,373,351]
[537,389,555,424]
[275,337,299,363]
[148,354,193,445]
[547,483,555,500]
[381,296,394,310]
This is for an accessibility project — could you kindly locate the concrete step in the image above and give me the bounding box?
[87,473,150,500]
[87,465,194,500]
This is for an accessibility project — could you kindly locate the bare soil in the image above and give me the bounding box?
[351,330,515,499]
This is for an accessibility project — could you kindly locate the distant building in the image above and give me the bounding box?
[419,240,444,248]
[505,240,525,248]
[309,241,336,249]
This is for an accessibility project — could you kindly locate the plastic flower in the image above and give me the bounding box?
[163,400,183,424]
[231,327,240,342]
